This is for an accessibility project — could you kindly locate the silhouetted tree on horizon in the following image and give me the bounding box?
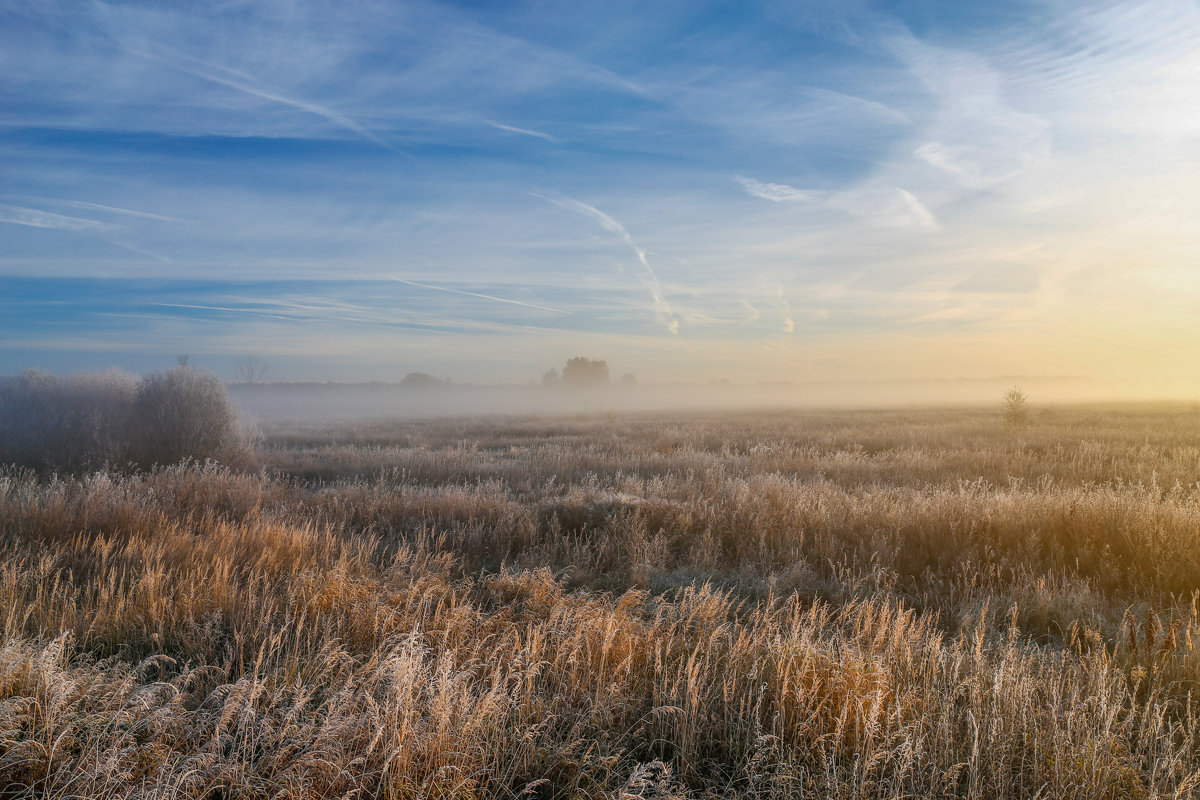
[236,355,269,384]
[399,372,449,389]
[561,357,609,387]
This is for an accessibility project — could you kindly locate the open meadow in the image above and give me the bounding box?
[4,404,1200,798]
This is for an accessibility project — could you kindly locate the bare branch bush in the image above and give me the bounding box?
[236,355,269,384]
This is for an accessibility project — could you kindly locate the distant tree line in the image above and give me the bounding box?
[541,358,636,387]
[399,372,452,389]
[231,359,635,391]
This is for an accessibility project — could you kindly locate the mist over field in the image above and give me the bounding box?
[226,375,1125,423]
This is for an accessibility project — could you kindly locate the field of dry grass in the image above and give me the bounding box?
[3,404,1200,798]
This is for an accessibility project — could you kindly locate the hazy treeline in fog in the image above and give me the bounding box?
[1,360,1170,429]
[226,375,1116,423]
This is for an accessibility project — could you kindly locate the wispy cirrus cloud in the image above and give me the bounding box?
[735,177,938,231]
[877,29,1050,188]
[734,176,816,203]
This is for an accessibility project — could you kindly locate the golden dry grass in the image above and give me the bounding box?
[2,405,1200,798]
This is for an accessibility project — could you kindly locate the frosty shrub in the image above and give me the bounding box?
[0,369,138,472]
[131,367,252,468]
[0,366,251,472]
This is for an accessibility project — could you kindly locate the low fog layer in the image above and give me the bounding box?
[226,376,1169,424]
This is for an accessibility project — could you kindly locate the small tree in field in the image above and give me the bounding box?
[1004,386,1030,428]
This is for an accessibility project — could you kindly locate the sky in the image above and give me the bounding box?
[1,0,1199,389]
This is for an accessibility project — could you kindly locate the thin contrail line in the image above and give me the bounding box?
[14,197,193,223]
[125,47,394,150]
[0,204,119,232]
[150,302,293,320]
[483,119,560,142]
[391,278,569,314]
[532,191,679,334]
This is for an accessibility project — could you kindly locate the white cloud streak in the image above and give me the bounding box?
[735,177,938,231]
[483,120,560,142]
[734,176,818,203]
[776,286,795,334]
[741,300,760,324]
[895,189,939,231]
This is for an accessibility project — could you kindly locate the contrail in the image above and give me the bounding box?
[532,191,679,334]
[391,278,569,314]
[111,241,172,264]
[483,120,560,142]
[0,204,119,233]
[15,197,193,224]
[126,47,394,150]
[187,66,394,150]
[150,303,294,320]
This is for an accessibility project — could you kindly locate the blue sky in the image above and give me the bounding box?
[2,0,1199,386]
